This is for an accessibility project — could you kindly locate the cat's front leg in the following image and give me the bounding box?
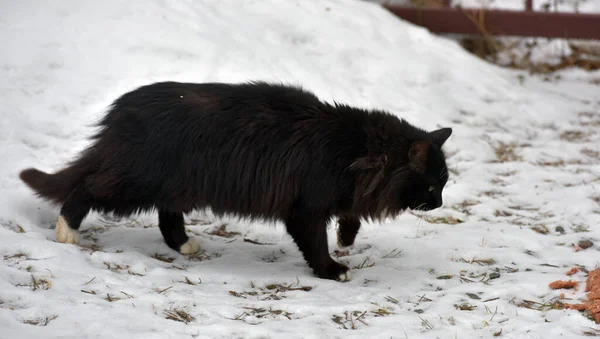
[284,214,350,281]
[337,216,361,248]
[158,210,201,254]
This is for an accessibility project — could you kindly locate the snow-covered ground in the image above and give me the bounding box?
[1,0,599,338]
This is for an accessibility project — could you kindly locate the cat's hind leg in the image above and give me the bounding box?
[158,210,200,254]
[56,184,93,244]
[337,216,361,248]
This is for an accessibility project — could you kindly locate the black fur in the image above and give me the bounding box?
[19,81,452,281]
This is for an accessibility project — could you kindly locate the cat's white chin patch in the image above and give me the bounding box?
[55,215,79,244]
[179,236,201,254]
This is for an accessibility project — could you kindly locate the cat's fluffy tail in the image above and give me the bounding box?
[19,164,87,204]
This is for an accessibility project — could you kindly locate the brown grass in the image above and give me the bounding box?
[487,141,523,163]
[580,120,600,127]
[497,170,518,177]
[534,159,587,167]
[331,304,394,330]
[208,224,240,238]
[151,254,175,263]
[80,243,105,253]
[332,311,367,330]
[3,252,28,260]
[22,315,58,326]
[164,308,195,324]
[229,280,313,301]
[187,250,219,262]
[353,257,376,270]
[531,225,550,235]
[481,190,506,198]
[155,286,173,294]
[452,257,496,266]
[456,200,480,208]
[103,261,145,276]
[581,148,600,159]
[180,276,202,285]
[104,293,123,302]
[243,238,276,245]
[511,298,565,311]
[14,275,51,291]
[578,111,600,130]
[490,178,508,186]
[466,292,481,300]
[572,224,590,233]
[494,210,512,217]
[410,211,464,224]
[230,306,294,323]
[560,130,590,142]
[1,220,26,233]
[381,248,402,259]
[455,302,477,311]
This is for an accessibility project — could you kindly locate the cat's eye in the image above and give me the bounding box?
[428,185,435,192]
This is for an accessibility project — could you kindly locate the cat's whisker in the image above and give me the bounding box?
[439,167,448,180]
[411,203,427,238]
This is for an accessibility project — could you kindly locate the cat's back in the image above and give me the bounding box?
[105,81,325,123]
[98,81,352,154]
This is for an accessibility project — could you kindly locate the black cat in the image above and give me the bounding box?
[20,81,452,281]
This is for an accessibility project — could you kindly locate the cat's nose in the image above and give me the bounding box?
[435,196,443,208]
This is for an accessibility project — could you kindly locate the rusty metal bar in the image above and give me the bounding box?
[525,0,533,11]
[383,5,600,40]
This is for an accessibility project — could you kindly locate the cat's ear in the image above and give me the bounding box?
[350,155,387,196]
[409,141,430,173]
[429,128,452,146]
[349,155,387,171]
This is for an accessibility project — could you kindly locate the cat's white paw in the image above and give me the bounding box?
[338,270,352,282]
[179,236,201,254]
[55,216,79,244]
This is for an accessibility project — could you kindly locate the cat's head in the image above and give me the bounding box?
[402,127,452,211]
[351,127,452,218]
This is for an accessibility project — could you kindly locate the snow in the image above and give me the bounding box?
[1,0,600,338]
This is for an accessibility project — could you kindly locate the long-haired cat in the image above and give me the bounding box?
[20,81,452,281]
